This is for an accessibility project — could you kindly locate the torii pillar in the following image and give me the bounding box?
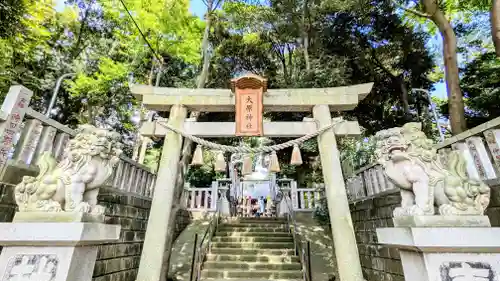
[131,77,373,281]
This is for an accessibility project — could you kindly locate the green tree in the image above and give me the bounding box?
[461,51,500,127]
[203,0,435,184]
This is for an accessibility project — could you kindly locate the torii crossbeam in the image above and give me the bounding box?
[132,78,373,281]
[131,83,373,112]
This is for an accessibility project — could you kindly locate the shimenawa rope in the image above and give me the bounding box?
[156,119,345,154]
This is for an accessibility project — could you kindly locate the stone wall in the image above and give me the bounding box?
[93,188,192,281]
[350,191,404,281]
[350,185,500,281]
[0,183,16,223]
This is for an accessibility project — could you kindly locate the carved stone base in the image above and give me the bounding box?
[377,227,500,281]
[13,212,104,223]
[393,215,491,227]
[0,222,120,281]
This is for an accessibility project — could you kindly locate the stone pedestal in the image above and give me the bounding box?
[278,187,291,217]
[218,187,231,217]
[377,216,500,281]
[0,213,120,281]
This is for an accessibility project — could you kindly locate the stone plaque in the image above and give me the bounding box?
[0,86,33,168]
[2,254,58,281]
[231,74,266,137]
[439,261,496,281]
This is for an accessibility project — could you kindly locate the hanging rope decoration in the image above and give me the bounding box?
[156,119,345,172]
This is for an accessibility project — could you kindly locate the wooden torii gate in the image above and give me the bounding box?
[131,75,373,281]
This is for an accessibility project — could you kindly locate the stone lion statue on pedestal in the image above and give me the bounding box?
[375,122,490,216]
[14,124,123,214]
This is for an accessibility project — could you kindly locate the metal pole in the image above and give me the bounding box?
[189,234,198,281]
[45,73,76,117]
[411,88,445,143]
[307,241,312,281]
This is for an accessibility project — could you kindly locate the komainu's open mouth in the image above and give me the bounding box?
[388,145,406,153]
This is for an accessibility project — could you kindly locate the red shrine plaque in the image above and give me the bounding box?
[232,74,266,136]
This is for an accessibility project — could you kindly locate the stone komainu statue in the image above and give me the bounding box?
[14,124,123,214]
[375,122,490,216]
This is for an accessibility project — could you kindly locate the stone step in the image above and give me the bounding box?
[221,223,287,228]
[211,242,294,249]
[200,278,304,281]
[229,217,288,224]
[206,254,300,263]
[200,269,303,279]
[217,227,287,233]
[212,236,293,243]
[203,261,302,271]
[215,231,291,237]
[209,248,296,256]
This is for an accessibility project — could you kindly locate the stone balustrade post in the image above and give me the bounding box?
[217,183,231,217]
[278,187,292,217]
[0,85,33,179]
[211,180,218,211]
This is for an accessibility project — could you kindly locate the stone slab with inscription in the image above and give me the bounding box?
[0,220,120,281]
[377,225,500,281]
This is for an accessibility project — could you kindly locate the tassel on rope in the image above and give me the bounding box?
[242,156,253,176]
[290,144,303,166]
[190,145,204,166]
[269,151,280,173]
[214,151,226,172]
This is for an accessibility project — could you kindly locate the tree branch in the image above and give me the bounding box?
[391,0,432,19]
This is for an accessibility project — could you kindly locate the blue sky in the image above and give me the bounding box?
[190,0,206,17]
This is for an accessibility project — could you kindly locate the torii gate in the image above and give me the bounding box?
[131,75,373,281]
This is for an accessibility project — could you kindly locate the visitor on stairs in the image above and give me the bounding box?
[257,196,265,217]
[246,196,252,217]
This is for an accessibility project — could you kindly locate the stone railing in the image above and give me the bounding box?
[183,182,218,211]
[276,179,323,212]
[0,85,156,198]
[183,179,324,212]
[345,163,397,202]
[345,117,500,202]
[292,185,323,211]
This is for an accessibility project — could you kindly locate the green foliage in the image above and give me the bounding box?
[0,0,204,156]
[0,0,26,38]
[143,145,161,172]
[461,52,500,127]
[340,136,378,175]
[313,197,330,228]
[186,149,218,187]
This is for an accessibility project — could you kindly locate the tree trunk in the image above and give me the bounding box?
[197,10,212,88]
[159,1,214,279]
[397,75,411,121]
[287,45,294,81]
[302,0,311,71]
[422,0,467,134]
[281,58,290,85]
[148,60,155,86]
[369,52,411,119]
[492,0,500,57]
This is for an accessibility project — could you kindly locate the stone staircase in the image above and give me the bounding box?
[200,217,304,281]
